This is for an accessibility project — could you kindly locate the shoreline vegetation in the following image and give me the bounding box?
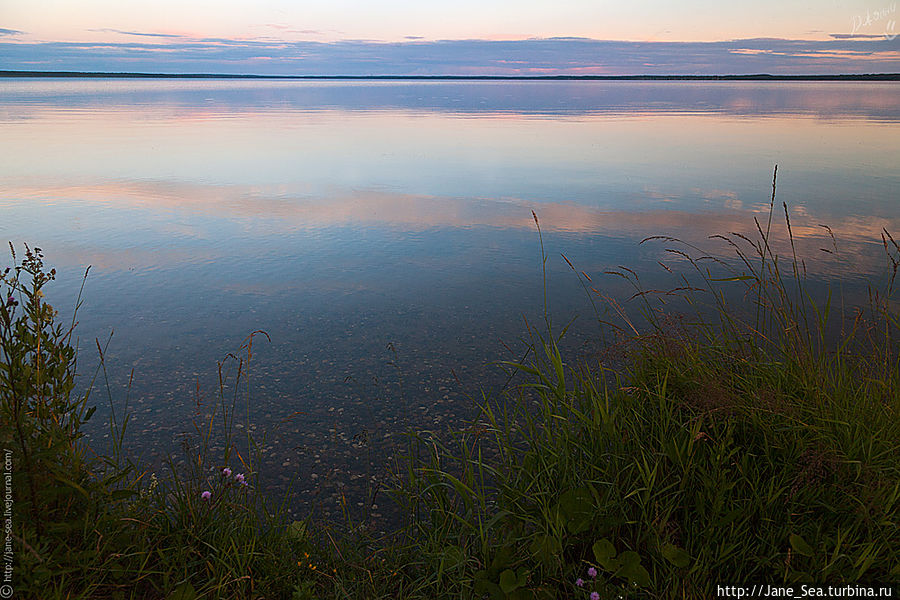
[1,70,899,81]
[2,171,899,598]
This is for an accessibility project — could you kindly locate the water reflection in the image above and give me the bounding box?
[2,79,899,120]
[1,79,898,520]
[3,179,899,279]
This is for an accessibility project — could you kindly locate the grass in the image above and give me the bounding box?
[2,170,899,598]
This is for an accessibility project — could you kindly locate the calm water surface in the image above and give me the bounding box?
[2,79,898,518]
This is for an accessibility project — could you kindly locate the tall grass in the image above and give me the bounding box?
[390,170,900,598]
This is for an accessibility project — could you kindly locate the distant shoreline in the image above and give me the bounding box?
[1,70,898,81]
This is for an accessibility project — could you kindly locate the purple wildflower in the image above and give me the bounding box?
[201,491,211,501]
[590,593,600,600]
[587,566,598,578]
[222,467,232,478]
[575,578,585,587]
[234,473,247,486]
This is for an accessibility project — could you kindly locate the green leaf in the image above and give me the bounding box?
[661,543,691,568]
[516,568,530,588]
[618,550,641,568]
[522,452,537,474]
[500,569,521,594]
[109,489,136,501]
[474,577,503,600]
[619,563,652,587]
[170,582,197,600]
[717,509,742,528]
[52,474,90,499]
[789,533,814,557]
[443,471,475,504]
[289,520,306,540]
[558,487,594,534]
[568,519,591,535]
[442,545,466,571]
[491,547,514,570]
[530,535,561,565]
[593,539,618,572]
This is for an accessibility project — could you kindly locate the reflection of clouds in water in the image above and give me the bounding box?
[2,80,899,121]
[699,189,742,210]
[3,103,896,217]
[51,246,222,272]
[6,178,898,279]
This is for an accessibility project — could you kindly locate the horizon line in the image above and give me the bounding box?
[2,70,899,81]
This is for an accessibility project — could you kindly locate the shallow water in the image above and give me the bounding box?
[2,78,898,520]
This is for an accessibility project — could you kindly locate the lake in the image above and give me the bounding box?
[1,78,898,519]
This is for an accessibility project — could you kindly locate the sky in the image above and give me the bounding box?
[1,0,899,74]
